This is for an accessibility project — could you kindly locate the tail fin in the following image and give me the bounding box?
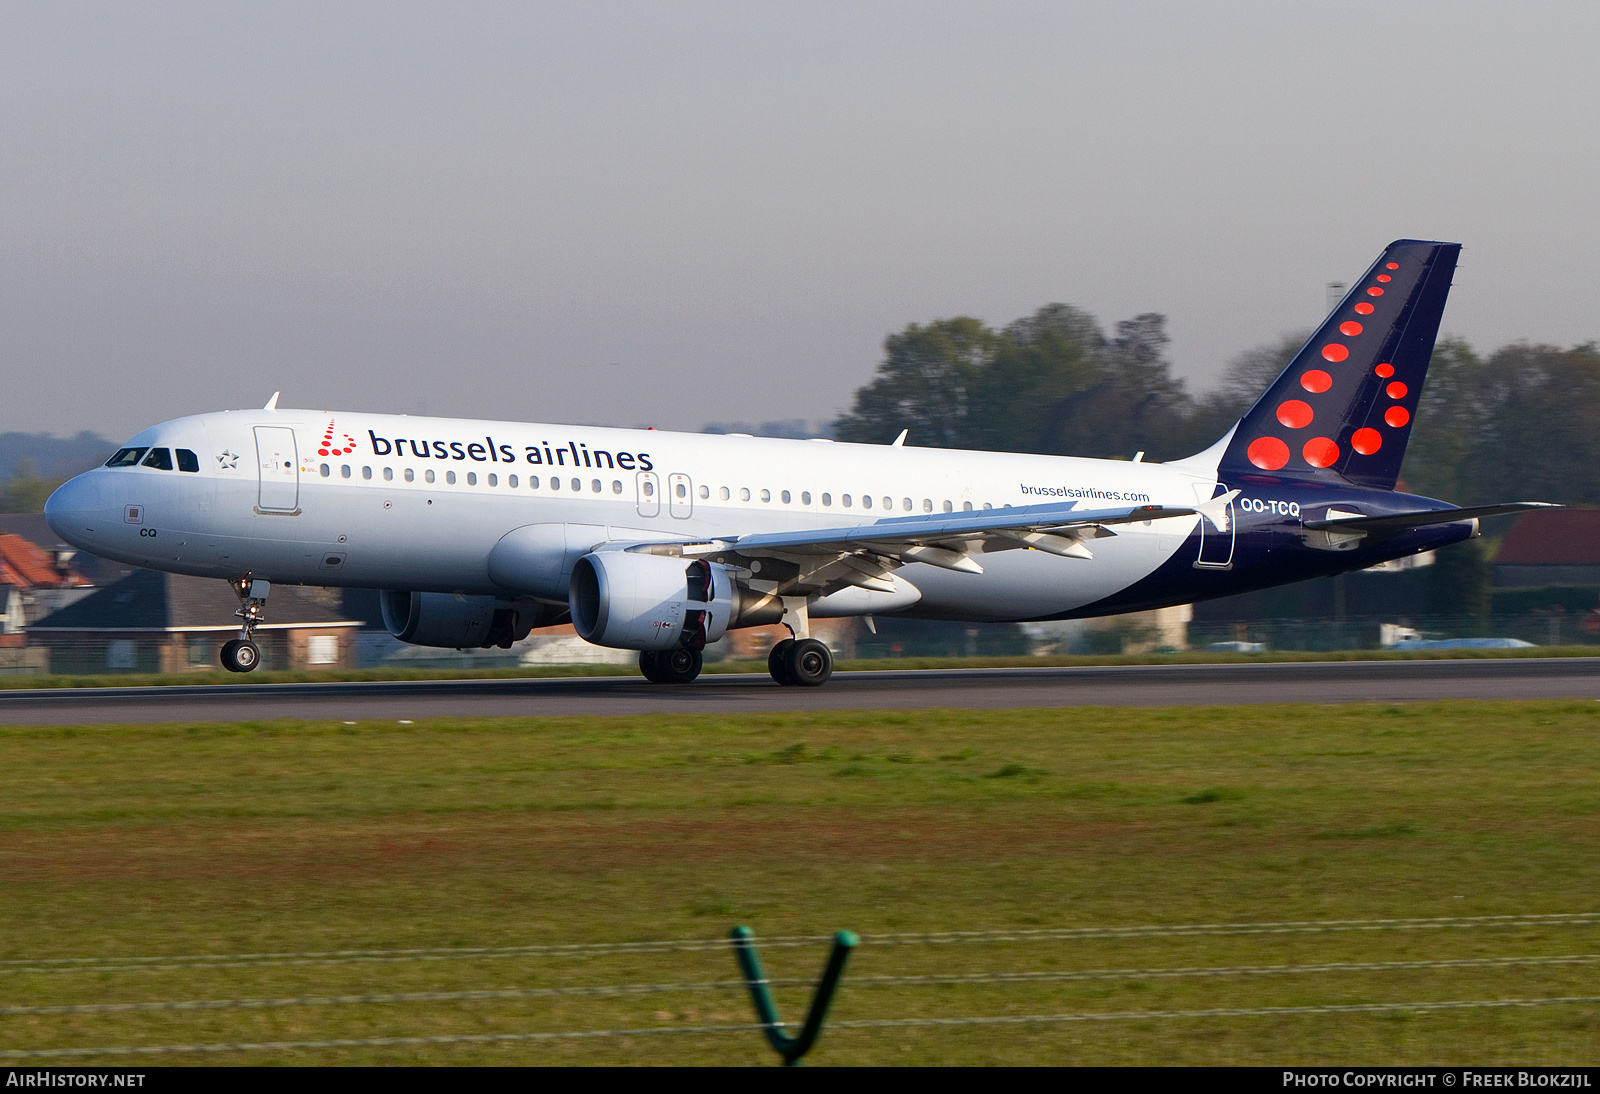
[1217,239,1460,490]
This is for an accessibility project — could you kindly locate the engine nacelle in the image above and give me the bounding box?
[380,591,559,649]
[568,551,735,651]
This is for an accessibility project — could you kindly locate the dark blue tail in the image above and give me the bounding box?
[1218,239,1460,490]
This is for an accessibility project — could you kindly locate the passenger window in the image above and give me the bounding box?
[105,448,148,468]
[573,478,582,492]
[362,466,373,480]
[718,486,730,500]
[821,493,831,506]
[739,487,751,501]
[176,449,200,472]
[801,492,811,505]
[404,468,414,482]
[922,499,931,512]
[589,479,598,492]
[528,476,538,488]
[883,497,892,510]
[320,464,330,478]
[760,489,770,502]
[383,467,393,481]
[674,482,685,498]
[466,472,477,485]
[552,477,561,490]
[843,494,853,508]
[425,469,435,484]
[640,480,649,496]
[781,490,791,504]
[488,474,498,487]
[341,465,352,479]
[942,500,953,513]
[446,470,456,484]
[861,496,870,509]
[697,485,708,499]
[963,501,973,511]
[612,480,622,494]
[509,474,518,488]
[141,448,174,470]
[982,502,992,510]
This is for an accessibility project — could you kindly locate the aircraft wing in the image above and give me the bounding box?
[621,500,1201,600]
[1301,502,1561,534]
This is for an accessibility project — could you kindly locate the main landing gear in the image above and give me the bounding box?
[221,577,269,673]
[640,647,703,684]
[767,596,832,687]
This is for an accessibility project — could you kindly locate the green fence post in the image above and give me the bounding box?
[730,925,858,1066]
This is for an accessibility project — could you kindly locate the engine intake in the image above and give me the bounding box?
[568,551,734,651]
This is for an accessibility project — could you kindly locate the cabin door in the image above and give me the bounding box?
[1192,481,1234,569]
[254,426,300,514]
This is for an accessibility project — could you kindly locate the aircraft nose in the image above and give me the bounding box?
[44,473,107,550]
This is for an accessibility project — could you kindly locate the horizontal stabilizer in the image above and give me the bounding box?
[1302,502,1562,534]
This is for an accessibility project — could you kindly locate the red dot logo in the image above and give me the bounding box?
[1303,437,1340,467]
[1247,436,1290,470]
[318,448,329,456]
[1354,302,1375,315]
[1301,370,1332,393]
[1385,406,1411,428]
[1339,321,1363,337]
[1322,344,1350,363]
[1351,427,1383,455]
[1375,363,1394,378]
[1385,262,1399,270]
[1276,400,1314,429]
[1386,381,1408,399]
[1376,274,1392,283]
[1367,286,1385,296]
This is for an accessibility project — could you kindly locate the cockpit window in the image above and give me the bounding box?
[105,448,148,467]
[141,448,174,470]
[176,449,199,472]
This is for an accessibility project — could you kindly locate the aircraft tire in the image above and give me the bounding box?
[220,639,261,673]
[785,639,832,687]
[638,650,666,683]
[767,639,796,685]
[657,647,703,684]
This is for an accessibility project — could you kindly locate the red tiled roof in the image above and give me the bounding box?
[1495,510,1600,565]
[0,534,66,588]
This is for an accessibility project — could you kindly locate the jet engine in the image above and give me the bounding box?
[568,551,735,651]
[379,591,563,649]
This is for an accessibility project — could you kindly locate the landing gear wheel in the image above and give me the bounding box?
[657,647,703,684]
[768,639,796,685]
[785,638,832,687]
[220,639,261,673]
[640,648,702,684]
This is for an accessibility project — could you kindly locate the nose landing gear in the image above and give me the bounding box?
[221,577,269,673]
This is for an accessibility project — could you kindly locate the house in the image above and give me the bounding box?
[1493,509,1600,587]
[0,532,93,649]
[28,570,364,673]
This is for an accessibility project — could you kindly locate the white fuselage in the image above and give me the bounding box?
[45,409,1224,623]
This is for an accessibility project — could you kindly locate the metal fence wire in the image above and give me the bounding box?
[3,912,1598,1061]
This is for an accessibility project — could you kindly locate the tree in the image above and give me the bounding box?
[833,317,996,447]
[0,459,64,514]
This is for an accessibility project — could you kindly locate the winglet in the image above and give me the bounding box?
[1195,489,1239,532]
[891,429,908,447]
[263,392,280,411]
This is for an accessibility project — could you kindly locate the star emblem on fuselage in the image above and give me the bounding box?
[217,450,239,469]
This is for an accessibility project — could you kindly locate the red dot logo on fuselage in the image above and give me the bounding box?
[319,420,358,457]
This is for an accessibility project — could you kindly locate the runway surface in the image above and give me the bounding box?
[3,658,1600,724]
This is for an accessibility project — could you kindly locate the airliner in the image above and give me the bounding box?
[43,240,1552,685]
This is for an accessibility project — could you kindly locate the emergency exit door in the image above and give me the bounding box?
[254,426,300,513]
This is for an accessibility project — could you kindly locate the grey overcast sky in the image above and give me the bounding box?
[3,1,1597,441]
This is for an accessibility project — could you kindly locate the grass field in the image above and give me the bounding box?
[2,700,1598,1065]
